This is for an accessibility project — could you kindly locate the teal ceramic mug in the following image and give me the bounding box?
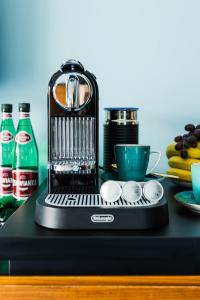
[192,163,200,204]
[115,144,161,181]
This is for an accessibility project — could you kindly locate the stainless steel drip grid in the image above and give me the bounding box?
[45,194,155,208]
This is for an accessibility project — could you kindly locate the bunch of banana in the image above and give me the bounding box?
[166,143,200,182]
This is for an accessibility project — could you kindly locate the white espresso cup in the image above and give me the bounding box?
[121,181,143,203]
[143,180,164,203]
[100,180,122,203]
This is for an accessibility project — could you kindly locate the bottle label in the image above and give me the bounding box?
[15,131,32,144]
[19,113,30,119]
[2,113,12,119]
[0,130,14,143]
[0,167,12,196]
[12,170,38,200]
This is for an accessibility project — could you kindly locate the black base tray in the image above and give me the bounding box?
[35,192,169,230]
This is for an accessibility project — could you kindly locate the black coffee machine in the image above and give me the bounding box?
[35,60,168,230]
[47,59,99,194]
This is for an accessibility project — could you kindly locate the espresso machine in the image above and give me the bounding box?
[35,59,168,230]
[47,59,99,194]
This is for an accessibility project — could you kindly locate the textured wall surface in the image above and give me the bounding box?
[1,0,200,181]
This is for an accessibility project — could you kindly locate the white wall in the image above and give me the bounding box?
[1,0,200,181]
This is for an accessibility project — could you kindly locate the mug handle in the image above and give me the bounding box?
[146,151,162,175]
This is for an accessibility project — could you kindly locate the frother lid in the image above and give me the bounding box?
[104,107,138,124]
[104,107,139,111]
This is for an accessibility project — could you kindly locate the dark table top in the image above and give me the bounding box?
[0,179,200,275]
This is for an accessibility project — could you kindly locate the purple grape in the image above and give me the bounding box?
[191,142,197,148]
[193,129,200,140]
[184,141,190,149]
[185,124,195,132]
[187,135,197,144]
[183,134,189,138]
[174,135,183,143]
[175,142,184,150]
[187,131,194,136]
[180,149,188,158]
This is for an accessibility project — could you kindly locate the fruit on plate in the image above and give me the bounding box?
[167,168,191,182]
[166,123,200,183]
[166,143,200,159]
[168,156,200,171]
[174,124,200,159]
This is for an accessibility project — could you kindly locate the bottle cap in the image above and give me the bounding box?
[1,104,12,113]
[19,103,30,112]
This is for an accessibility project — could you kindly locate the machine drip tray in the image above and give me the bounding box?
[35,192,169,230]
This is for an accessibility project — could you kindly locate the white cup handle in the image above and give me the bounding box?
[146,151,161,175]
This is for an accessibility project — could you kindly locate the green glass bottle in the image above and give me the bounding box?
[0,104,15,207]
[12,103,39,206]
